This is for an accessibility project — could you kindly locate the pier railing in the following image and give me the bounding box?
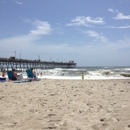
[0,57,76,71]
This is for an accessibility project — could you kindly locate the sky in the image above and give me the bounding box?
[0,0,130,66]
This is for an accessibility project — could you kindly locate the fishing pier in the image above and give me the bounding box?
[0,57,76,71]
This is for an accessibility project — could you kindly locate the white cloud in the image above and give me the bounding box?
[107,25,130,29]
[84,30,108,43]
[30,20,52,36]
[0,20,52,55]
[66,16,105,27]
[108,8,114,13]
[113,11,130,20]
[108,9,130,20]
[14,0,22,5]
[0,30,130,66]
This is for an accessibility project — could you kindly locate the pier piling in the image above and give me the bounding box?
[0,57,76,71]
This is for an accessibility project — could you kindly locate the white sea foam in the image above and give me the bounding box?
[13,74,130,80]
[5,66,130,80]
[123,68,130,71]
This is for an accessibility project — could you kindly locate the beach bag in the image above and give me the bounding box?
[17,74,23,80]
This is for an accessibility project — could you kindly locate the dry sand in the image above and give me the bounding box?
[0,79,130,130]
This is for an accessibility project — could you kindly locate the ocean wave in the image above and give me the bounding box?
[19,66,130,80]
[120,73,130,77]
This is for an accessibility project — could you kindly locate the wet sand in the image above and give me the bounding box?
[0,79,130,130]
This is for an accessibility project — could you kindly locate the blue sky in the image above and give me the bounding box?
[0,0,130,66]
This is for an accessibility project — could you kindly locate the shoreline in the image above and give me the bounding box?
[0,79,130,129]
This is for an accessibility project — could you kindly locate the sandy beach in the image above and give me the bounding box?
[0,79,130,130]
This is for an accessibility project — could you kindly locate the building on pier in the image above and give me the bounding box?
[0,57,77,71]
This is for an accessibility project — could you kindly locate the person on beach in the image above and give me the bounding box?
[31,68,36,76]
[40,72,42,76]
[82,73,84,80]
[2,69,6,77]
[12,69,23,80]
[30,68,40,81]
[31,68,37,78]
[12,69,18,80]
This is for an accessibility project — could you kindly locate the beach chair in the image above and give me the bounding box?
[7,71,32,83]
[26,69,40,81]
[7,71,17,81]
[26,69,35,78]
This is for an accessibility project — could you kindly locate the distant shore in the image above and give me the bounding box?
[0,79,130,129]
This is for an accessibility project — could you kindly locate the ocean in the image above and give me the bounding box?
[21,66,130,80]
